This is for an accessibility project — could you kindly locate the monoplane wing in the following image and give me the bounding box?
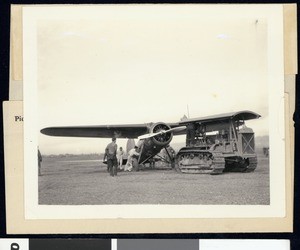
[41,124,150,139]
[41,122,186,139]
[178,110,261,125]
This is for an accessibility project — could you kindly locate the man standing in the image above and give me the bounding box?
[117,147,124,170]
[38,148,42,176]
[103,137,118,176]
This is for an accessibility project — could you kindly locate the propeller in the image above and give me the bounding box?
[138,126,186,140]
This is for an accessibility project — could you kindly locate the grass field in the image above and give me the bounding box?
[39,153,269,205]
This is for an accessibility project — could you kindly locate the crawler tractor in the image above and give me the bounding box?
[176,111,261,174]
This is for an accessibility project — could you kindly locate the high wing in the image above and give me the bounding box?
[41,124,150,139]
[40,111,260,139]
[178,110,260,125]
[41,123,184,139]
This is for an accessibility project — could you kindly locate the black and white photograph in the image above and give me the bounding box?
[22,5,286,220]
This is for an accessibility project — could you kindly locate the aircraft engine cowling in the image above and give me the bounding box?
[137,122,174,164]
[149,122,173,147]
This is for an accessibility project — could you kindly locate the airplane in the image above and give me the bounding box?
[41,110,261,174]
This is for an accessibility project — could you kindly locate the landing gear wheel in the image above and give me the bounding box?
[132,158,139,171]
[171,160,175,169]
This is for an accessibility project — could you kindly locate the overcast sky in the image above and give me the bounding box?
[36,7,269,154]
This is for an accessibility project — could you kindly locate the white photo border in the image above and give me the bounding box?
[23,4,285,219]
